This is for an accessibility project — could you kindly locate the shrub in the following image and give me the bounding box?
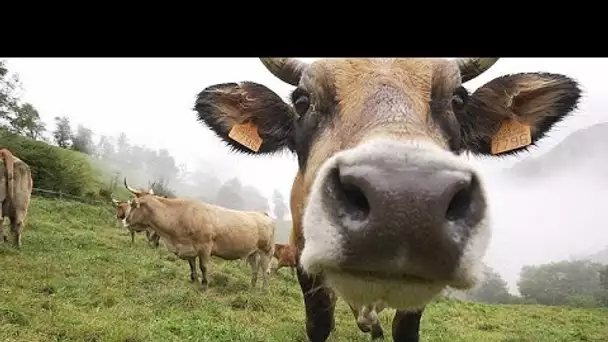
[0,129,100,198]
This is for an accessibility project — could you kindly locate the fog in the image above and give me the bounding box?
[5,57,608,294]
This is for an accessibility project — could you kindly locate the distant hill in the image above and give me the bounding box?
[509,122,608,179]
[574,246,608,265]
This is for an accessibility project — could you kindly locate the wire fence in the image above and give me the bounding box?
[31,187,110,206]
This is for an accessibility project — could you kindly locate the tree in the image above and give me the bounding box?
[71,124,95,154]
[272,189,288,220]
[600,264,608,290]
[466,265,512,304]
[517,259,604,307]
[148,178,176,198]
[96,135,116,158]
[182,168,221,203]
[0,60,22,122]
[115,132,131,159]
[8,102,46,140]
[241,185,270,212]
[148,148,179,185]
[215,178,245,210]
[52,116,72,148]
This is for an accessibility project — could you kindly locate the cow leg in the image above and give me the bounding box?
[198,251,210,286]
[297,266,335,342]
[130,230,135,244]
[9,215,22,249]
[258,251,272,291]
[0,216,5,242]
[152,233,160,248]
[188,257,198,282]
[391,308,424,342]
[247,252,260,288]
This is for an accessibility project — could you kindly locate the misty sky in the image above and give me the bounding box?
[5,58,608,292]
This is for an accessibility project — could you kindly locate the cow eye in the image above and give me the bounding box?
[451,87,467,111]
[451,94,464,111]
[294,94,311,116]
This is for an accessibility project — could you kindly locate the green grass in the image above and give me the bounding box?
[1,197,607,342]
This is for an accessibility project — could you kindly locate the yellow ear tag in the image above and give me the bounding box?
[228,121,263,152]
[491,119,532,155]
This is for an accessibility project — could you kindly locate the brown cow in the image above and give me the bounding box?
[272,243,296,277]
[111,196,160,248]
[193,57,583,341]
[123,179,276,290]
[0,148,33,249]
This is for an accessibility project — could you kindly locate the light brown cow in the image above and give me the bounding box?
[272,243,296,277]
[193,57,583,341]
[0,148,33,249]
[123,179,276,290]
[111,196,160,248]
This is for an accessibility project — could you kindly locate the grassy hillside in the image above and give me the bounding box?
[1,197,607,342]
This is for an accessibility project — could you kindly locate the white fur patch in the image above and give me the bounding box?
[121,218,128,228]
[300,138,492,310]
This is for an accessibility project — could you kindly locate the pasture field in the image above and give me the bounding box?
[1,197,607,342]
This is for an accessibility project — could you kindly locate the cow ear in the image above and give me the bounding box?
[194,81,297,156]
[459,72,582,156]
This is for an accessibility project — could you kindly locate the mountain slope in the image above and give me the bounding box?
[508,122,608,179]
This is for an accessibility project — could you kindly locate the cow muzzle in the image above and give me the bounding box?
[300,139,491,307]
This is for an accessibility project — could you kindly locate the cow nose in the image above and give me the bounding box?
[331,164,478,227]
[321,141,486,278]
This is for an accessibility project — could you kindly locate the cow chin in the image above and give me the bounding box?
[299,139,493,310]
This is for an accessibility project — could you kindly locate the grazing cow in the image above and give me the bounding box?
[111,196,160,248]
[192,57,583,341]
[273,243,297,277]
[123,179,276,290]
[0,148,33,249]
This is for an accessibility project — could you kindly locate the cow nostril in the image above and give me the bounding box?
[330,168,371,226]
[445,174,479,222]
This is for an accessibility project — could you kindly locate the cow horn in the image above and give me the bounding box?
[124,177,139,194]
[259,58,308,86]
[455,58,500,83]
[111,197,120,205]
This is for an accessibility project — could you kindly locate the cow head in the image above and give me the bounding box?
[274,243,286,259]
[123,179,157,229]
[193,58,582,309]
[111,197,132,228]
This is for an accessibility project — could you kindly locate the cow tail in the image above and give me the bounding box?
[0,149,14,205]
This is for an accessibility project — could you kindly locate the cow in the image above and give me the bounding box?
[192,57,583,341]
[123,179,276,290]
[111,196,160,248]
[0,148,33,249]
[272,243,297,277]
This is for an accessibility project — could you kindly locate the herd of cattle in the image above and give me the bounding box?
[111,179,298,290]
[0,57,584,342]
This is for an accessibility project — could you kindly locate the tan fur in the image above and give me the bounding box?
[112,199,159,247]
[126,188,276,290]
[196,58,582,341]
[0,149,33,248]
[290,59,448,265]
[273,243,297,277]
